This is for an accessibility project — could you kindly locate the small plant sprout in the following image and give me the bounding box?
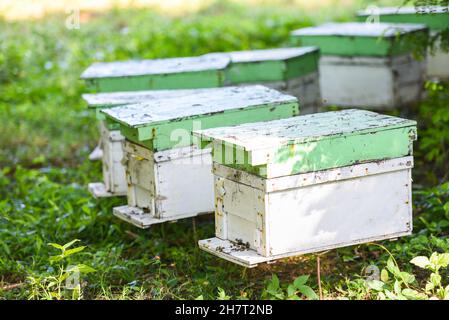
[27,239,96,300]
[410,252,449,299]
[262,274,318,300]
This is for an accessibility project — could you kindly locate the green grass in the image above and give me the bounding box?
[1,0,449,300]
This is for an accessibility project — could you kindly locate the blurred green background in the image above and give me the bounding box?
[1,0,449,300]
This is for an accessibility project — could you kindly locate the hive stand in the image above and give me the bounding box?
[194,109,417,267]
[356,6,449,80]
[101,85,299,228]
[290,22,429,110]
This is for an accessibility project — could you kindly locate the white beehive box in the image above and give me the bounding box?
[101,86,299,227]
[87,121,127,197]
[82,88,215,198]
[357,6,449,80]
[116,141,214,228]
[81,48,321,196]
[290,22,429,109]
[194,109,417,267]
[218,47,321,113]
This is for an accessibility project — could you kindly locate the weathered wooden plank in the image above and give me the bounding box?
[81,54,230,79]
[88,122,127,198]
[219,47,320,83]
[290,22,428,56]
[198,238,268,268]
[113,205,211,229]
[117,141,214,227]
[102,85,299,151]
[258,71,321,114]
[196,109,416,150]
[194,109,416,177]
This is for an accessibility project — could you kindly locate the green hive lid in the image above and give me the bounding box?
[80,54,230,92]
[194,109,417,178]
[101,85,299,151]
[356,6,449,30]
[82,88,216,124]
[216,47,319,84]
[290,22,428,57]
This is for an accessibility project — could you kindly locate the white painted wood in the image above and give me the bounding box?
[199,226,411,268]
[82,88,228,108]
[113,205,210,229]
[88,122,127,198]
[81,54,230,79]
[100,122,127,193]
[115,141,214,228]
[195,109,416,153]
[102,85,297,128]
[213,156,413,192]
[221,47,319,62]
[88,182,126,198]
[357,6,448,15]
[319,54,426,109]
[291,22,427,37]
[266,168,411,256]
[427,37,449,80]
[200,157,413,265]
[88,143,103,161]
[257,72,321,114]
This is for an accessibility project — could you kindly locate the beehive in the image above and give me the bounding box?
[81,47,321,109]
[220,47,321,113]
[81,48,321,196]
[356,6,449,79]
[82,88,214,197]
[290,22,428,109]
[101,86,299,228]
[194,109,417,267]
[80,54,231,92]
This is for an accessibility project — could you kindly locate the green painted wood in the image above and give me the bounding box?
[84,70,227,92]
[290,22,428,56]
[222,47,319,84]
[81,47,320,93]
[101,86,299,152]
[194,109,417,178]
[356,7,449,31]
[83,88,216,121]
[81,54,230,92]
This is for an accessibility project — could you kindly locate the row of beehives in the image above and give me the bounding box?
[79,6,447,267]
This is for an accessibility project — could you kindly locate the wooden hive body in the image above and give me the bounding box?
[219,47,321,113]
[101,86,300,227]
[289,22,429,109]
[80,54,231,92]
[356,6,449,80]
[195,109,417,267]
